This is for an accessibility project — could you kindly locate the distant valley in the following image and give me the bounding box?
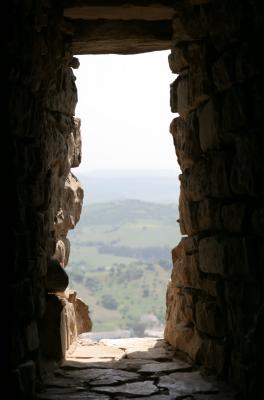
[68,198,181,335]
[74,169,180,204]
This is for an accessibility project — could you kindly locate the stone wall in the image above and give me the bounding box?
[7,1,90,397]
[7,1,264,399]
[165,1,264,399]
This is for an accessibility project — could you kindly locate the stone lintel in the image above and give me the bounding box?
[70,19,172,54]
[64,2,176,21]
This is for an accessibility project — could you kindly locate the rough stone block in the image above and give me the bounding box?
[169,41,201,74]
[199,338,227,375]
[230,136,262,196]
[172,8,206,44]
[197,198,221,231]
[39,294,64,359]
[180,160,210,202]
[170,113,201,171]
[181,236,198,255]
[45,67,77,115]
[199,236,225,276]
[221,202,245,232]
[212,51,236,91]
[200,0,246,51]
[45,259,69,293]
[195,301,226,337]
[222,86,247,132]
[171,252,201,289]
[198,99,220,151]
[199,236,249,278]
[164,321,202,361]
[178,189,199,235]
[171,64,211,118]
[71,117,82,168]
[75,297,92,334]
[210,153,230,198]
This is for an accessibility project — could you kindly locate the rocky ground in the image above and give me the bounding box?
[38,338,236,399]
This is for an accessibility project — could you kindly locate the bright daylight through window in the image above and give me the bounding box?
[68,51,181,340]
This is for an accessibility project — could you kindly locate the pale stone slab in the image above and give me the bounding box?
[138,360,192,373]
[62,357,159,371]
[195,393,235,400]
[67,343,125,359]
[62,359,114,369]
[158,371,218,396]
[57,368,139,385]
[93,381,159,396]
[116,396,174,400]
[38,388,109,400]
[126,345,174,360]
[100,337,163,349]
[98,338,174,360]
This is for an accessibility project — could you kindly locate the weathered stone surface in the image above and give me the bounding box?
[69,118,82,168]
[198,99,220,151]
[54,172,83,240]
[38,388,109,400]
[158,371,218,395]
[138,360,191,373]
[221,203,245,233]
[170,63,211,118]
[39,295,65,359]
[209,153,230,198]
[164,321,202,362]
[199,236,249,278]
[178,189,199,235]
[45,67,77,115]
[197,198,221,232]
[71,20,172,54]
[169,42,202,74]
[221,86,247,132]
[195,394,235,400]
[199,338,227,375]
[198,236,225,276]
[94,381,159,396]
[45,259,69,293]
[117,396,172,400]
[180,160,210,202]
[67,342,125,360]
[230,136,262,196]
[126,346,173,360]
[195,301,225,338]
[64,3,176,21]
[212,51,236,92]
[56,368,139,385]
[170,113,201,171]
[172,10,206,43]
[74,297,92,334]
[9,1,264,398]
[38,338,234,399]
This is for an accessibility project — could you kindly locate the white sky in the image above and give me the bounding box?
[73,51,180,174]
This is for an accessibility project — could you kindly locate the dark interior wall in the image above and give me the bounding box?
[6,1,264,399]
[7,1,76,397]
[165,1,264,399]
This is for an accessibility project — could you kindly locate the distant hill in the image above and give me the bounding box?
[73,170,180,204]
[67,199,181,333]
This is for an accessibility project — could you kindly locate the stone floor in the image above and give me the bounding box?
[38,338,236,399]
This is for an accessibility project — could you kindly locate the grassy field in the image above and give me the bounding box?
[67,199,181,333]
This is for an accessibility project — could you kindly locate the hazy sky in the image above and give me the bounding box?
[73,51,180,174]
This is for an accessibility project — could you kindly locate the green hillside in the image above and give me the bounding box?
[67,200,181,333]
